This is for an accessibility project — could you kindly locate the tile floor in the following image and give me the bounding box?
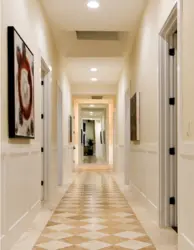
[33,171,156,250]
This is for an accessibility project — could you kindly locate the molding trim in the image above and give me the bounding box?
[179,142,194,160]
[1,143,41,156]
[180,233,194,249]
[130,143,158,154]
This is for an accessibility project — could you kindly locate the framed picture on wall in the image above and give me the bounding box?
[69,115,73,143]
[103,130,106,144]
[130,92,140,141]
[8,26,35,138]
[100,131,103,144]
[81,129,83,144]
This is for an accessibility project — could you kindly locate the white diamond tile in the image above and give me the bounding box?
[81,218,106,223]
[47,224,74,231]
[117,240,152,249]
[115,231,145,239]
[79,240,110,250]
[37,240,71,250]
[81,224,107,231]
[114,212,133,217]
[79,231,109,240]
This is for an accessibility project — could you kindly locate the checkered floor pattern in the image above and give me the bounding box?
[33,171,156,250]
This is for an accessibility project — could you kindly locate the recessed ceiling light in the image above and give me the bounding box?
[90,104,95,107]
[91,78,98,82]
[87,0,100,9]
[90,112,93,115]
[90,68,98,72]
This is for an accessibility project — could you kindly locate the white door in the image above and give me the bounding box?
[113,111,117,171]
[169,30,178,231]
[41,78,45,201]
[57,85,63,185]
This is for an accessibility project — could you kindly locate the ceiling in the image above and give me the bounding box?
[41,0,147,89]
[66,57,124,84]
[81,108,105,118]
[41,0,146,31]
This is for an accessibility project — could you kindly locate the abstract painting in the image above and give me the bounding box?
[8,26,34,138]
[130,92,140,141]
[69,115,73,143]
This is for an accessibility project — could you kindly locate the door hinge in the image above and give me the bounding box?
[169,196,175,205]
[169,97,175,105]
[41,81,44,86]
[41,147,44,153]
[169,48,175,56]
[169,147,175,155]
[41,114,44,119]
[41,180,44,186]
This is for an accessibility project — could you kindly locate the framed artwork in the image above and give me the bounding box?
[81,129,83,144]
[103,130,106,144]
[100,131,102,144]
[69,115,72,143]
[8,26,34,138]
[83,133,86,146]
[130,92,140,141]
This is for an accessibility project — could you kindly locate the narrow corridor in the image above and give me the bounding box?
[33,170,156,250]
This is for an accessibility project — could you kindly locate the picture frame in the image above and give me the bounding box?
[130,92,140,141]
[103,130,106,144]
[100,131,102,144]
[69,115,72,143]
[8,26,35,138]
[81,129,83,144]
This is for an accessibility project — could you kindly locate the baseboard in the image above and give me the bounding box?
[129,182,158,224]
[1,200,41,250]
[179,234,194,250]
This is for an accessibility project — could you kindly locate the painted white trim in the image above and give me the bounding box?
[1,199,40,250]
[130,143,158,154]
[1,143,41,156]
[181,234,194,249]
[41,55,52,202]
[180,142,194,159]
[158,2,179,228]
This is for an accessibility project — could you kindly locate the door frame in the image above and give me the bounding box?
[158,2,182,228]
[41,57,52,202]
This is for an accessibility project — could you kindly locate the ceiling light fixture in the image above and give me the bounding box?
[91,78,98,82]
[90,104,95,107]
[87,0,100,9]
[90,67,98,72]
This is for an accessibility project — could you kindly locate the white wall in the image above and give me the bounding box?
[129,0,194,249]
[58,57,73,184]
[0,1,71,249]
[116,64,130,172]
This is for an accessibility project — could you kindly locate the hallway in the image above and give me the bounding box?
[33,170,156,250]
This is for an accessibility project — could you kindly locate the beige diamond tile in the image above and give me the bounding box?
[65,228,89,235]
[99,235,127,244]
[42,232,73,240]
[63,236,89,244]
[60,246,87,250]
[99,228,126,234]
